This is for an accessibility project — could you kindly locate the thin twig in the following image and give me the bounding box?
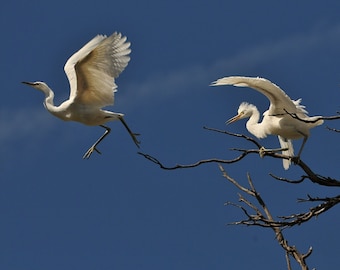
[326,126,340,132]
[137,152,248,170]
[269,173,306,184]
[203,126,263,148]
[283,109,340,123]
[220,166,312,269]
[139,127,340,187]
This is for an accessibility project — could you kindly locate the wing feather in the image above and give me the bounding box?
[64,35,107,101]
[211,76,308,117]
[65,32,131,107]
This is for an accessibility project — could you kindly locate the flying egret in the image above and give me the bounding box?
[211,76,324,169]
[23,32,140,159]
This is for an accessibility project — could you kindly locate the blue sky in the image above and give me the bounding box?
[1,1,340,269]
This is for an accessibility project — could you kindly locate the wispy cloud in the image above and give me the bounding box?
[120,23,340,107]
[0,107,56,146]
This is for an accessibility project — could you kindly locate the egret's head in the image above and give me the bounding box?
[226,102,256,124]
[22,81,52,98]
[22,81,49,91]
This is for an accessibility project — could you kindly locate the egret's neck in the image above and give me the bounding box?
[40,85,60,115]
[43,90,54,109]
[246,108,267,139]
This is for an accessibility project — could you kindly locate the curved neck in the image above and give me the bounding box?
[246,108,267,139]
[40,85,59,114]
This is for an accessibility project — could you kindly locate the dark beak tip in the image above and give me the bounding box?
[22,81,34,86]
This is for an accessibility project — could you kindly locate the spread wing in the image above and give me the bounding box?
[64,32,131,107]
[211,76,308,117]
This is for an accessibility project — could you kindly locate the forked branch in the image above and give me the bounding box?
[220,166,313,270]
[139,127,340,187]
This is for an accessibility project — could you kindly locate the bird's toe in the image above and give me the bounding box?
[83,146,102,159]
[259,146,267,158]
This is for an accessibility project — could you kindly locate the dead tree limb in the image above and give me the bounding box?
[220,166,313,270]
[326,126,340,132]
[139,127,340,186]
[137,152,249,170]
[283,110,340,124]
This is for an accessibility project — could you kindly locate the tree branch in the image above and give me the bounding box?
[139,127,340,187]
[137,151,249,170]
[326,126,340,132]
[220,166,312,269]
[283,109,340,123]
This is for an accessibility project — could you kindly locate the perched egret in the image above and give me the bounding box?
[211,76,323,169]
[23,32,140,159]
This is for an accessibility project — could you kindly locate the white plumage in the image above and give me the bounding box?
[23,32,140,159]
[211,76,323,169]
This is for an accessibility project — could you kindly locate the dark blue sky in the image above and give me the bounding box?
[1,1,340,269]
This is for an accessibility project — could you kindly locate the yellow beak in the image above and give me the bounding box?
[225,113,242,125]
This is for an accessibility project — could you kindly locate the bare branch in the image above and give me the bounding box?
[138,121,339,269]
[291,157,340,187]
[269,173,306,184]
[277,195,340,226]
[139,127,340,187]
[283,109,340,124]
[206,127,340,186]
[137,151,248,170]
[138,128,290,170]
[203,126,262,148]
[326,126,340,132]
[220,166,312,269]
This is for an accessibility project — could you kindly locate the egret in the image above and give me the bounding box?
[211,76,323,169]
[23,32,140,159]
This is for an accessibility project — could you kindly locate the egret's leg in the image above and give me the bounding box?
[291,136,309,166]
[297,136,308,158]
[83,125,111,159]
[118,116,141,148]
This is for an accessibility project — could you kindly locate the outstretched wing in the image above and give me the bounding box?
[65,32,131,107]
[211,76,308,117]
[64,35,107,101]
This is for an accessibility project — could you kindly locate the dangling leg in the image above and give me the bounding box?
[83,125,111,159]
[286,131,308,166]
[118,115,141,148]
[296,135,308,159]
[297,136,308,159]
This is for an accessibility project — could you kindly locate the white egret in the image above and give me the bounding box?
[211,76,323,169]
[23,32,140,159]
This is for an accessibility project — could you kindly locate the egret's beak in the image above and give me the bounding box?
[226,113,242,125]
[22,81,35,86]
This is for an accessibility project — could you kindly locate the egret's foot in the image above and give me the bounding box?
[259,147,289,158]
[118,116,142,148]
[83,146,102,159]
[291,156,301,165]
[259,147,266,158]
[132,133,141,148]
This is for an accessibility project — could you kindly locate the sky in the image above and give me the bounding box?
[1,1,340,269]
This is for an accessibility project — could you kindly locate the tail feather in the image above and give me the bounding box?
[278,136,294,170]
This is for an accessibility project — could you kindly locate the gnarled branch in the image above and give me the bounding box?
[139,127,340,186]
[220,166,312,270]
